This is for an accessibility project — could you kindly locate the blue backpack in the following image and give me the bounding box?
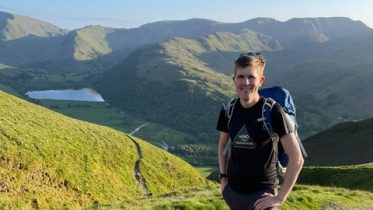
[223,86,307,179]
[259,86,308,165]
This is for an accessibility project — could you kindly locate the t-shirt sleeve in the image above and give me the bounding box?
[216,107,228,133]
[271,103,295,138]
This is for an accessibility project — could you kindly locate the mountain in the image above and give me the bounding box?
[240,17,372,47]
[107,18,225,52]
[0,12,122,73]
[130,17,372,49]
[69,25,114,61]
[2,12,371,71]
[0,11,67,65]
[25,25,125,74]
[273,34,373,121]
[94,23,372,149]
[0,91,208,209]
[303,118,373,166]
[0,11,65,41]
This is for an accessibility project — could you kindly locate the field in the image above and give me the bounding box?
[35,99,197,146]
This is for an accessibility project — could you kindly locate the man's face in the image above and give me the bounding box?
[233,66,265,100]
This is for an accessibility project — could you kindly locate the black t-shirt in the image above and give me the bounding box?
[216,97,293,194]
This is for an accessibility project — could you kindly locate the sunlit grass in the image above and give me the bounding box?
[0,91,209,209]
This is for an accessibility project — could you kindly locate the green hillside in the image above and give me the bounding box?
[0,91,209,209]
[35,99,198,147]
[204,163,373,210]
[280,62,373,120]
[71,25,114,61]
[92,184,373,209]
[303,118,373,166]
[0,64,19,95]
[154,164,373,210]
[299,163,373,192]
[272,35,373,123]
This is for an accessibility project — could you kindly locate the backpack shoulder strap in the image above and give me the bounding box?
[223,97,238,129]
[222,97,238,157]
[258,97,276,137]
[259,97,281,171]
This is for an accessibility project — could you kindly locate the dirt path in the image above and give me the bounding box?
[126,134,152,196]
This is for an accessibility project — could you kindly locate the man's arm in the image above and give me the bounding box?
[254,132,304,210]
[276,132,304,202]
[218,131,229,193]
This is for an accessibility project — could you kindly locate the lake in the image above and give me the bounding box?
[25,88,105,102]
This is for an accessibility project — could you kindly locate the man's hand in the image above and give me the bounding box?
[220,177,228,194]
[254,193,283,210]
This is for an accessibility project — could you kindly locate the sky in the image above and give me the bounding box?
[0,0,372,30]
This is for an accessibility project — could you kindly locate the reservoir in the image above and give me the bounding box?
[25,88,105,102]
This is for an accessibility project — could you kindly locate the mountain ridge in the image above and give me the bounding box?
[0,11,66,41]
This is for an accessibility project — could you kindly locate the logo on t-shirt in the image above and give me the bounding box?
[233,125,257,149]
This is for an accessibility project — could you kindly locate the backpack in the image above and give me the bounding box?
[222,86,307,181]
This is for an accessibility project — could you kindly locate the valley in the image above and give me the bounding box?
[0,10,372,209]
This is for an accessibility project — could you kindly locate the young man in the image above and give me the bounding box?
[217,52,304,210]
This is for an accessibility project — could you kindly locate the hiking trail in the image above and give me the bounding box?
[126,134,152,196]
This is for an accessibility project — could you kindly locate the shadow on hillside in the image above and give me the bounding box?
[298,167,373,192]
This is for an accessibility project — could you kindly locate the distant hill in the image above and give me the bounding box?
[303,118,373,166]
[242,17,371,47]
[0,11,65,41]
[273,34,373,121]
[70,25,114,61]
[1,11,371,72]
[0,11,121,72]
[0,91,208,209]
[0,11,66,65]
[132,17,372,48]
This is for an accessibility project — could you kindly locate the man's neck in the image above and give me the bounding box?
[240,94,260,108]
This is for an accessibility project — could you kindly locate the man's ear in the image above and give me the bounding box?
[259,75,265,86]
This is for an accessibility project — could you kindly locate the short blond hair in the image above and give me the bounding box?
[233,52,266,76]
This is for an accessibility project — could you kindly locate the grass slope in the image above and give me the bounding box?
[204,163,373,210]
[36,99,198,146]
[0,91,208,209]
[88,184,373,209]
[73,26,114,61]
[303,118,373,166]
[298,163,373,192]
[29,99,212,165]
